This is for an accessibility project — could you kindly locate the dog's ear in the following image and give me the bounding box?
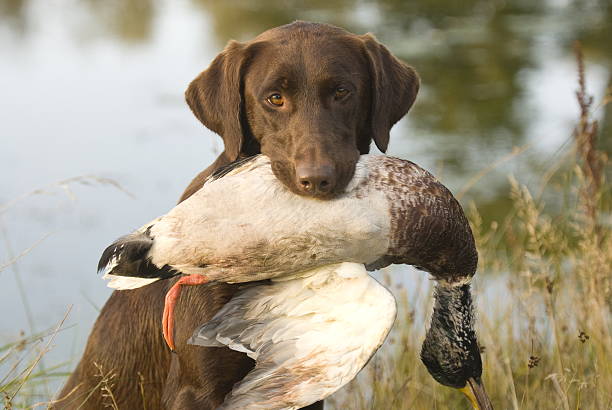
[185,40,256,161]
[361,34,420,152]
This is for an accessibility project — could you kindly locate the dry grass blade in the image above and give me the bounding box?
[74,363,118,410]
[29,382,84,409]
[0,233,51,274]
[94,362,119,410]
[456,144,531,201]
[545,374,570,410]
[572,41,605,230]
[0,175,134,216]
[6,305,72,403]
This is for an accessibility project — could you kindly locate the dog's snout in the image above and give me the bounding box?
[296,163,336,196]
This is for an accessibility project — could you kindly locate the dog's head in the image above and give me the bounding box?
[186,21,419,199]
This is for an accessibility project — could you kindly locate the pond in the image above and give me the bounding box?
[0,0,610,394]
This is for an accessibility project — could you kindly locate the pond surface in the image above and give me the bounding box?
[0,0,610,386]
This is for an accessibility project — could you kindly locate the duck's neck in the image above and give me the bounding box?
[431,280,475,335]
[420,280,482,388]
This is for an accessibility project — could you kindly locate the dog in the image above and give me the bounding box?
[56,21,419,409]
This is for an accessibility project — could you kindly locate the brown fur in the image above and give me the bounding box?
[57,21,418,409]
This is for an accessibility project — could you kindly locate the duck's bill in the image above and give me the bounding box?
[459,377,494,410]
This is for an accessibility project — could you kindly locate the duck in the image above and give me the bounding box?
[98,154,493,409]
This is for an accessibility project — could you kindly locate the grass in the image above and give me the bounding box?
[0,313,72,409]
[1,45,610,409]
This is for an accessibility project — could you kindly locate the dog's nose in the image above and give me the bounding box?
[296,164,336,196]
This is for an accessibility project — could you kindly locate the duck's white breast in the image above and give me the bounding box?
[148,156,392,282]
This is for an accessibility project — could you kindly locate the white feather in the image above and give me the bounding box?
[102,273,161,290]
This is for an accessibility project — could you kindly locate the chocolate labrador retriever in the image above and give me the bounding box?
[56,21,419,409]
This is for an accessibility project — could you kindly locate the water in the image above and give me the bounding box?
[0,0,610,392]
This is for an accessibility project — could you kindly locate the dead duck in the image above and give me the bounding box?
[98,154,492,409]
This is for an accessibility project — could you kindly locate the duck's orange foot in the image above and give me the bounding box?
[162,274,209,351]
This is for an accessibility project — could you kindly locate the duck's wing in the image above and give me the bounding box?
[189,275,328,409]
[189,280,318,409]
[188,279,308,359]
[189,263,397,410]
[207,155,262,181]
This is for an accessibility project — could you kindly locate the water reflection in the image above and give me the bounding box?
[1,0,609,168]
[0,0,27,33]
[82,0,154,43]
[190,0,364,42]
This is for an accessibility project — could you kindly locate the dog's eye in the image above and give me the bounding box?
[267,93,284,107]
[334,87,350,99]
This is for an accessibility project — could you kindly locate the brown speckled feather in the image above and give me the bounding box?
[364,156,478,281]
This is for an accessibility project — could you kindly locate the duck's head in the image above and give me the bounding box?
[420,281,493,410]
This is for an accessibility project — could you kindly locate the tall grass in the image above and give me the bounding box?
[1,312,72,409]
[329,44,611,409]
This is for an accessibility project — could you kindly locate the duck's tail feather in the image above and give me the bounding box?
[102,273,163,290]
[98,231,179,290]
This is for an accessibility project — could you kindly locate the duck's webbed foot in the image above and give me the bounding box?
[162,274,209,351]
